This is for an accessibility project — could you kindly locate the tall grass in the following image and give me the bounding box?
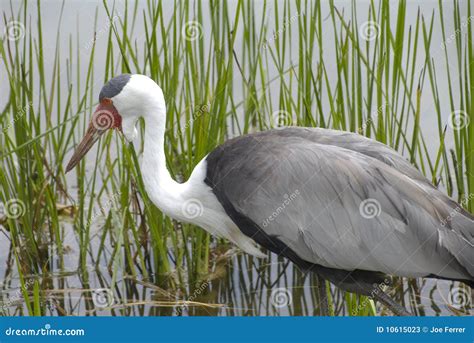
[0,0,472,316]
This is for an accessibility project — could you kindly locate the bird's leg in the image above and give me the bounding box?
[373,290,414,316]
[316,275,330,316]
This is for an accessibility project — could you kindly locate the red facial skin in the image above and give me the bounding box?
[93,98,122,131]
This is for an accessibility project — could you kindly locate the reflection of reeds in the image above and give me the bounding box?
[0,0,472,316]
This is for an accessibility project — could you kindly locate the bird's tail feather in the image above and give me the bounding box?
[440,217,474,281]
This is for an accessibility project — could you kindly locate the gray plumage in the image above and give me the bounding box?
[99,74,131,101]
[205,127,474,287]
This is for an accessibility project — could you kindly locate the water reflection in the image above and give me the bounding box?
[0,237,472,316]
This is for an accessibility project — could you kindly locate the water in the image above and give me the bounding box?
[0,0,472,316]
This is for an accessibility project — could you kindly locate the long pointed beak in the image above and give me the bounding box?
[65,102,121,173]
[65,123,104,173]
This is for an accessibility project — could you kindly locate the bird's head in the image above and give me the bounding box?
[66,74,166,173]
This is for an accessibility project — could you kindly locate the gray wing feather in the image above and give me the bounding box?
[208,128,474,281]
[272,127,433,187]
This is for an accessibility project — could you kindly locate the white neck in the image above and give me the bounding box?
[140,105,189,221]
[131,79,266,258]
